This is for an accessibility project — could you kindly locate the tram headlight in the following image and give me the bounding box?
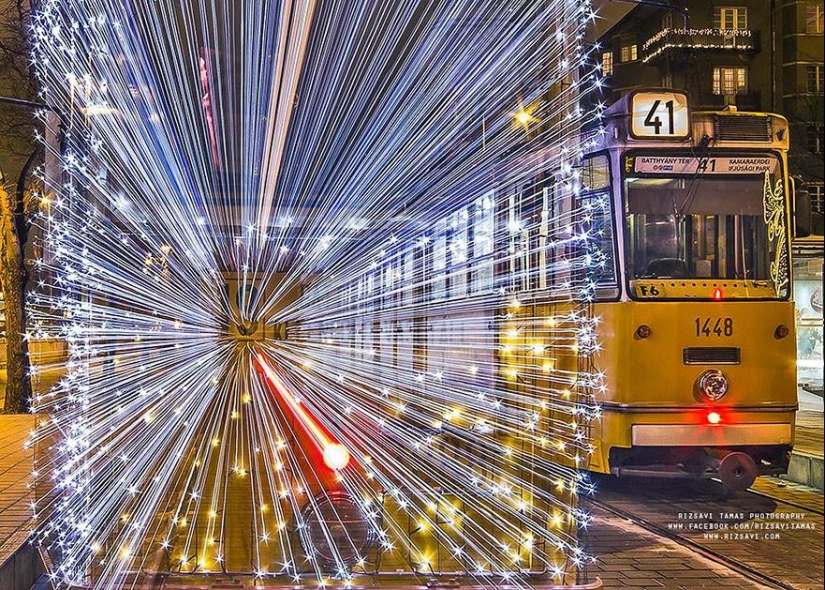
[697,369,728,401]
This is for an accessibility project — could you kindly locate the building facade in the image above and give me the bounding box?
[595,1,823,224]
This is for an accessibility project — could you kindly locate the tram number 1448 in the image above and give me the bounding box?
[695,317,734,337]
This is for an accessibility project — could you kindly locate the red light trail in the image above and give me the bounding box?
[254,351,351,471]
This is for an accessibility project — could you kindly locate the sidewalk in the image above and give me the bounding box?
[787,389,824,489]
[0,414,43,590]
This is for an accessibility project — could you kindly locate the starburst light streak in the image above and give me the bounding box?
[32,0,599,319]
[276,196,606,517]
[27,0,605,586]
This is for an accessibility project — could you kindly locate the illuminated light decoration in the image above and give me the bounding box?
[641,28,756,64]
[643,28,755,52]
[514,108,537,132]
[713,288,723,301]
[762,173,789,295]
[27,0,607,587]
[707,411,722,425]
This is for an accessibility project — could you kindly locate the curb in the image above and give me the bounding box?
[785,451,825,490]
[0,537,45,590]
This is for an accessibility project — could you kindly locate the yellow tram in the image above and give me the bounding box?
[580,90,796,491]
[342,89,798,495]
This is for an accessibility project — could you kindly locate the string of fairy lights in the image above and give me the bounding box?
[25,0,609,587]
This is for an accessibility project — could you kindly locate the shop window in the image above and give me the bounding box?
[793,255,823,390]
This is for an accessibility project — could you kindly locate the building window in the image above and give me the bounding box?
[807,3,824,34]
[714,6,748,30]
[714,6,748,46]
[661,12,673,29]
[602,51,613,76]
[808,65,824,93]
[620,43,638,62]
[713,67,748,95]
[807,125,824,153]
[808,183,824,214]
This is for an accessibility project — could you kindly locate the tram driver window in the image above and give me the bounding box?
[624,167,788,295]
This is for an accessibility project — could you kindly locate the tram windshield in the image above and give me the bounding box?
[623,152,790,298]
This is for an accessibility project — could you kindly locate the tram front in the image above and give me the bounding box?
[587,91,796,491]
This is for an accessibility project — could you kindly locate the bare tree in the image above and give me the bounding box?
[0,0,40,412]
[0,175,38,412]
[0,0,39,168]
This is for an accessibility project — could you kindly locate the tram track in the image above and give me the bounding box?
[745,483,824,517]
[584,477,824,590]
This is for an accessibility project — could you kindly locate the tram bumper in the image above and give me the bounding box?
[630,423,793,447]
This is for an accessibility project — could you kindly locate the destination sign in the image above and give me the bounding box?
[632,156,778,175]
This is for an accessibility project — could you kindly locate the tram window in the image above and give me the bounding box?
[519,178,547,291]
[624,167,789,296]
[579,155,618,294]
[503,189,532,292]
[416,237,432,303]
[433,220,447,301]
[472,192,494,293]
[383,261,394,309]
[542,181,563,289]
[448,209,468,298]
[402,250,414,305]
[495,192,514,291]
[579,192,618,287]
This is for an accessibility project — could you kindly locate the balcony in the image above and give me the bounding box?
[642,28,760,64]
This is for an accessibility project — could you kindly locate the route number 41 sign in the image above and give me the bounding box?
[631,90,690,139]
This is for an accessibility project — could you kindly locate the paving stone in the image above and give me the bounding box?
[587,507,763,589]
[622,569,666,579]
[0,415,40,590]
